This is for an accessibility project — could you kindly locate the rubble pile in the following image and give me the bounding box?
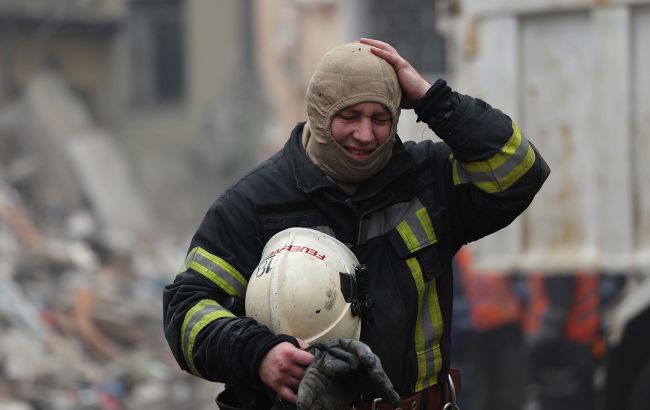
[0,72,219,409]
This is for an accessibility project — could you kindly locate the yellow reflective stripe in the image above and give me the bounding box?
[449,121,536,193]
[397,221,420,252]
[469,144,536,194]
[469,144,535,193]
[427,281,444,386]
[407,257,427,391]
[498,144,535,189]
[415,208,436,244]
[462,122,524,173]
[451,156,462,185]
[406,257,444,391]
[185,247,247,297]
[187,259,240,296]
[396,208,438,253]
[180,299,234,377]
[471,179,501,193]
[195,247,247,288]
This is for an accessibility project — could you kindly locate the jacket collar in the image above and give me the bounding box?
[286,122,416,200]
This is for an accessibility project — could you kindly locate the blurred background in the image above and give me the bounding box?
[0,0,648,409]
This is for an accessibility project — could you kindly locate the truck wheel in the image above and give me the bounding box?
[627,359,650,410]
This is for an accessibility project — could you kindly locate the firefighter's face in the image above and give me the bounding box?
[330,102,392,161]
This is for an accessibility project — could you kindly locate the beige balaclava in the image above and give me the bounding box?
[304,42,402,190]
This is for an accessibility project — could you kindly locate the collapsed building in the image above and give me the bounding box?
[0,71,219,410]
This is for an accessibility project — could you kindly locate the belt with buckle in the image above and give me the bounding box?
[353,369,461,410]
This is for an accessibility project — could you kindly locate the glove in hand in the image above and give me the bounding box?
[296,339,400,410]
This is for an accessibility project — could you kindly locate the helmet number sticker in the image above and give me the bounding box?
[255,255,276,277]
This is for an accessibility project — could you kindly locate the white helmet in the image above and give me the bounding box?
[245,227,362,343]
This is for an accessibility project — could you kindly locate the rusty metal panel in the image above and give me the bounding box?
[592,8,634,270]
[443,1,650,272]
[519,11,597,271]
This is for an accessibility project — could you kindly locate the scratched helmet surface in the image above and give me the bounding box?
[245,227,361,343]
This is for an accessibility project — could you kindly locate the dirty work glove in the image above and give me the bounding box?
[296,339,400,410]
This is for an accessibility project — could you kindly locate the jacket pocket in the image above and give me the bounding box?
[386,206,446,281]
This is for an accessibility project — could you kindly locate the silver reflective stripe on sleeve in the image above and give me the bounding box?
[181,299,235,377]
[450,121,535,193]
[184,247,247,298]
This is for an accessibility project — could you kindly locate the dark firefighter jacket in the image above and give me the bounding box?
[162,80,550,405]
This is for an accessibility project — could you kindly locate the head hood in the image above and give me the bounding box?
[304,42,402,185]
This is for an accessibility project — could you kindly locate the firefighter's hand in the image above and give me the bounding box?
[260,341,314,404]
[296,339,400,410]
[360,38,431,109]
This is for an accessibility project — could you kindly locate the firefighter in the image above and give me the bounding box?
[162,38,550,409]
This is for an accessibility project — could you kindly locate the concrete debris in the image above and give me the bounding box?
[1,71,90,218]
[0,329,53,380]
[0,278,46,340]
[65,132,153,253]
[0,181,42,250]
[0,73,219,409]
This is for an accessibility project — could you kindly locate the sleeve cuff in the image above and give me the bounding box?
[414,79,453,124]
[246,332,300,387]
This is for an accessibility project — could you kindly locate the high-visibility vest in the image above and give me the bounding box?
[455,248,521,332]
[523,273,600,343]
[565,273,600,343]
[522,274,547,336]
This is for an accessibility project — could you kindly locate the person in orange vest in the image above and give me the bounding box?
[522,272,601,410]
[453,247,526,410]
